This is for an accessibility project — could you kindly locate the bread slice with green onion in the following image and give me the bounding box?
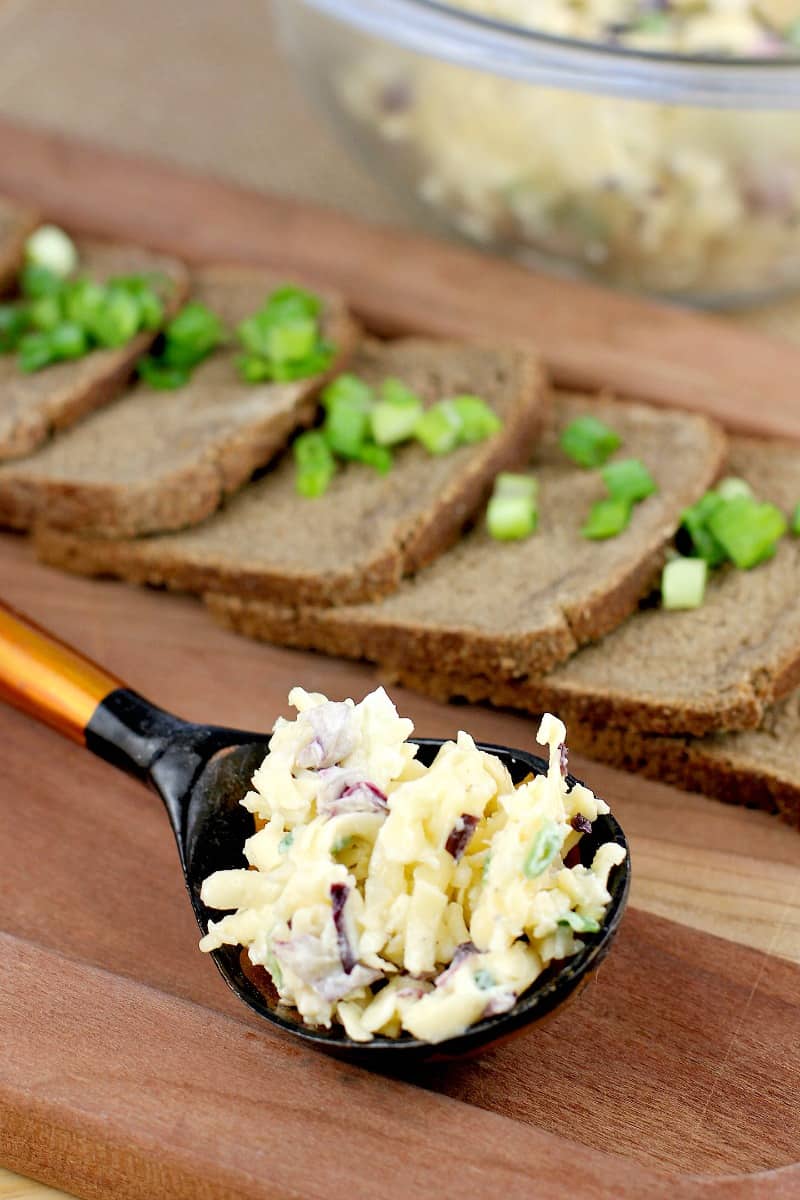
[2,266,358,534]
[201,394,725,676]
[400,436,800,737]
[34,338,546,604]
[0,197,39,295]
[231,433,800,739]
[0,240,190,462]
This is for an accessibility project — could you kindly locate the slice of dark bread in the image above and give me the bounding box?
[0,198,39,294]
[3,267,358,535]
[567,696,800,830]
[0,240,190,462]
[355,437,800,737]
[34,339,547,604]
[202,394,726,675]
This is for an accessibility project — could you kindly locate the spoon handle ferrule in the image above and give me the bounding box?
[0,600,122,744]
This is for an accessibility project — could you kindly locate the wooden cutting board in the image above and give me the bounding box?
[2,120,800,1200]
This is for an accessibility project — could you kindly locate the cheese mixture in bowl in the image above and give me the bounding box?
[199,687,626,1044]
[277,1,800,303]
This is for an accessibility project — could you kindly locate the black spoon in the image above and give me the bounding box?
[0,600,630,1064]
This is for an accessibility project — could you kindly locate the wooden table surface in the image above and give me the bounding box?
[3,2,800,1197]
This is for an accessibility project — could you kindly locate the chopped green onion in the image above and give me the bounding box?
[487,494,537,541]
[62,278,106,328]
[20,263,63,299]
[278,832,294,854]
[115,275,165,331]
[473,969,496,990]
[25,225,78,278]
[523,820,562,878]
[137,356,191,390]
[557,911,601,934]
[447,394,502,443]
[492,472,538,501]
[293,430,336,498]
[322,373,373,412]
[716,476,753,503]
[332,834,354,855]
[601,458,657,504]
[707,497,787,569]
[354,442,393,474]
[17,331,56,373]
[161,301,226,368]
[370,399,422,446]
[680,491,728,566]
[265,317,317,365]
[89,286,141,348]
[661,556,707,610]
[0,303,30,352]
[581,497,632,540]
[236,284,332,384]
[792,503,800,536]
[28,294,63,332]
[560,415,621,468]
[49,321,89,361]
[322,375,373,459]
[380,377,421,408]
[415,401,462,455]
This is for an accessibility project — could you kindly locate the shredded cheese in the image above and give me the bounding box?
[199,687,625,1044]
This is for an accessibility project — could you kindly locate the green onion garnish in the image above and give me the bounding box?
[560,415,621,468]
[557,911,601,934]
[601,457,657,504]
[20,263,63,299]
[679,491,728,566]
[28,294,62,333]
[18,331,57,373]
[581,497,632,540]
[473,969,496,990]
[661,556,707,610]
[523,820,562,878]
[447,394,502,443]
[321,374,373,459]
[716,476,753,503]
[293,429,336,498]
[236,284,333,384]
[370,378,423,446]
[493,472,538,501]
[86,285,144,348]
[354,442,393,475]
[707,497,787,569]
[414,401,463,455]
[137,357,191,390]
[160,302,225,368]
[487,473,538,541]
[0,303,30,352]
[49,322,89,361]
[25,225,78,279]
[278,832,294,854]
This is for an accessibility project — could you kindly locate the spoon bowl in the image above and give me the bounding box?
[1,602,630,1064]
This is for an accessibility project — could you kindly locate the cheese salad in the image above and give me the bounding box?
[199,687,625,1044]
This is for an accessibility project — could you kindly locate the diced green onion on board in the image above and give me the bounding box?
[707,497,787,569]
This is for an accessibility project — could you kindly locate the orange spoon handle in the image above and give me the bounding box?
[0,600,123,744]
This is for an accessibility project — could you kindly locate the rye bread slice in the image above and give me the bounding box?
[0,240,190,462]
[3,267,358,535]
[374,436,800,737]
[0,198,39,294]
[567,696,800,830]
[34,339,546,604]
[202,394,725,675]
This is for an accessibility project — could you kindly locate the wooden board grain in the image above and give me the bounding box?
[0,117,800,441]
[3,535,800,1200]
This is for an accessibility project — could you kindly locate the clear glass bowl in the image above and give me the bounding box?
[274,0,800,307]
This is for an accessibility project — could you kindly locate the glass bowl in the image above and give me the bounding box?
[274,0,800,307]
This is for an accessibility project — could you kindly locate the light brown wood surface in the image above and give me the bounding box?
[1,119,800,1198]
